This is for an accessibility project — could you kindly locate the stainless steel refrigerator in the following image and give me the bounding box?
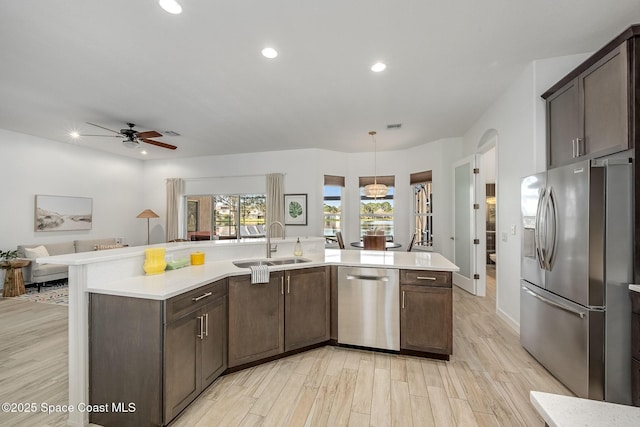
[520,157,633,404]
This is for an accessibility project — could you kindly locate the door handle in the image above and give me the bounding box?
[402,291,405,309]
[346,274,389,281]
[281,276,284,295]
[546,188,558,270]
[197,315,204,339]
[204,313,209,337]
[287,275,291,294]
[192,292,212,302]
[522,286,585,318]
[534,188,546,270]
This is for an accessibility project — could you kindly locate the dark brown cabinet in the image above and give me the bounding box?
[228,266,330,368]
[544,41,629,169]
[89,279,227,427]
[399,269,452,357]
[631,290,640,407]
[228,272,285,367]
[164,287,227,422]
[284,267,331,352]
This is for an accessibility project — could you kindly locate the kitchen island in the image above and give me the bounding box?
[38,238,458,426]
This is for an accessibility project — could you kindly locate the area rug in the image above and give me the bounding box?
[13,284,68,306]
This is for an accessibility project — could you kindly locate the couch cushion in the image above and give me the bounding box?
[45,241,76,256]
[23,245,49,259]
[75,238,117,253]
[31,264,68,281]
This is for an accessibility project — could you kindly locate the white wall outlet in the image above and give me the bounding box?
[510,224,517,235]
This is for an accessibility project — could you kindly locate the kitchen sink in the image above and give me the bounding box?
[232,257,311,268]
[266,257,311,265]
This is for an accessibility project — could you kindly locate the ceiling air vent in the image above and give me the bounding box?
[164,130,180,136]
[386,123,402,129]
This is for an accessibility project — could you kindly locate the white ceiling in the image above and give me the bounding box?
[2,1,640,160]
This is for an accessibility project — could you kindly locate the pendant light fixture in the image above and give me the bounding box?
[363,131,389,198]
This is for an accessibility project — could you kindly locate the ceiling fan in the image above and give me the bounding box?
[81,122,177,150]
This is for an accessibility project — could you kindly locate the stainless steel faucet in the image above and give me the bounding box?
[266,221,286,258]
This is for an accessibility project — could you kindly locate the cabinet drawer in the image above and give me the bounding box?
[400,270,451,287]
[166,279,227,322]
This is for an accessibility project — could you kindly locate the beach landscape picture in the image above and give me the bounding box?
[35,195,92,231]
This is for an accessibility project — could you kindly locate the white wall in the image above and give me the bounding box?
[143,139,462,257]
[461,53,591,328]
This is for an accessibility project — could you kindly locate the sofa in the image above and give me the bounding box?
[17,238,120,291]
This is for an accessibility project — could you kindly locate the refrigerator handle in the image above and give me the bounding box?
[521,286,586,318]
[546,187,558,270]
[534,187,547,270]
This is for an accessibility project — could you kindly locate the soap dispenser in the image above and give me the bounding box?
[294,237,303,256]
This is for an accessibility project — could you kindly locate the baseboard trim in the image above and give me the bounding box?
[497,306,520,334]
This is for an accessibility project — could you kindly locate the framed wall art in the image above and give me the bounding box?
[35,195,93,232]
[284,194,307,225]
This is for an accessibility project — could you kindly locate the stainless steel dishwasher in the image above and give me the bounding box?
[338,266,399,351]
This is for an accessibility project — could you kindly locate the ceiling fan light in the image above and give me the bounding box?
[364,183,389,198]
[261,47,278,59]
[122,138,139,149]
[371,62,386,72]
[159,0,182,14]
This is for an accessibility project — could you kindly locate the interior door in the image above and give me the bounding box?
[452,155,481,295]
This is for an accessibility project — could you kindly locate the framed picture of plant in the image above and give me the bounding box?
[284,194,307,225]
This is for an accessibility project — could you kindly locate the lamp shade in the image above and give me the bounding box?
[137,209,160,219]
[364,183,389,198]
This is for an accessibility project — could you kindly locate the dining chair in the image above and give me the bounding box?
[363,235,386,250]
[336,231,345,249]
[407,232,417,252]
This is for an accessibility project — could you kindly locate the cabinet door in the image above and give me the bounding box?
[228,273,284,367]
[582,43,629,158]
[547,79,580,169]
[165,313,201,422]
[400,285,452,354]
[201,296,227,388]
[285,267,330,352]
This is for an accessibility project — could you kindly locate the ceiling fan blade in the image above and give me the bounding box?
[141,138,177,150]
[86,122,122,135]
[136,130,162,139]
[79,134,122,138]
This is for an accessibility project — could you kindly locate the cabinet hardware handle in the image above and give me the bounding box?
[402,291,405,309]
[416,276,436,280]
[197,315,204,339]
[281,276,284,295]
[287,275,291,294]
[204,313,209,337]
[192,291,212,302]
[572,138,576,158]
[576,137,583,156]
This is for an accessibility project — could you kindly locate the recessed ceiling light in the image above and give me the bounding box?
[159,0,182,14]
[261,47,278,59]
[141,150,148,155]
[371,62,386,72]
[70,131,80,139]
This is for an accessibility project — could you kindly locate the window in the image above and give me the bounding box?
[359,176,395,238]
[411,170,433,249]
[323,175,344,239]
[186,194,266,240]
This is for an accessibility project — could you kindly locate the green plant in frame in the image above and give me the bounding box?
[289,201,303,218]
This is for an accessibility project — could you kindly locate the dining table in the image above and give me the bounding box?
[350,241,402,249]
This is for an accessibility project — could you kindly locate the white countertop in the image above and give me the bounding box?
[630,284,640,293]
[530,391,640,427]
[88,249,459,300]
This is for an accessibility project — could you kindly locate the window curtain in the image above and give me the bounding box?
[166,178,184,241]
[266,173,284,237]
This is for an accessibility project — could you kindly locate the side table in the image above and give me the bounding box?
[1,259,30,297]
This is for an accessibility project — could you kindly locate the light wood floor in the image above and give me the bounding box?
[0,268,572,426]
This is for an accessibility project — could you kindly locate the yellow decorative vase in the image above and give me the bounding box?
[144,248,167,275]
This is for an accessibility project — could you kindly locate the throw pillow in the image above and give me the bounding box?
[24,245,50,259]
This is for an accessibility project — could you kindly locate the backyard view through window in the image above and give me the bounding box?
[323,185,342,237]
[360,177,394,237]
[186,194,266,240]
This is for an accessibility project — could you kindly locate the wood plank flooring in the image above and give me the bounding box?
[0,266,573,426]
